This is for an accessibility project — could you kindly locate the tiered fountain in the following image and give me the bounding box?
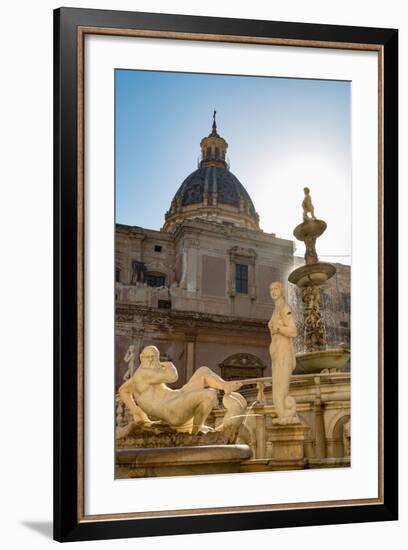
[288,188,350,374]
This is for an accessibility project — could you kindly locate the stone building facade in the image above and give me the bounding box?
[115,117,350,390]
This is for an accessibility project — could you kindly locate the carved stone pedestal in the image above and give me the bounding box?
[115,444,252,478]
[266,422,309,470]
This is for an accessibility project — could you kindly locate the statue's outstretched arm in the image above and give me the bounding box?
[140,362,178,385]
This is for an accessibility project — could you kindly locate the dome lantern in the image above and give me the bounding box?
[199,111,228,169]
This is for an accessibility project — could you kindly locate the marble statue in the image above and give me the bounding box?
[122,344,136,381]
[268,282,299,424]
[302,187,316,222]
[118,345,247,436]
[302,286,327,350]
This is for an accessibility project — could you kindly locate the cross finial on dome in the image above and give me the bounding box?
[211,110,218,136]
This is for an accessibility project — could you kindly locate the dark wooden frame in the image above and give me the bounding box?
[54,7,398,542]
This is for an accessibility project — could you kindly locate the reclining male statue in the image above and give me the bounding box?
[118,345,248,438]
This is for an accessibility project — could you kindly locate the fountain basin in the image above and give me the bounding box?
[294,348,350,374]
[115,444,253,478]
[289,262,336,287]
[293,219,327,241]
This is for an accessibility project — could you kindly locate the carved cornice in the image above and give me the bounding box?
[229,245,257,264]
[116,220,294,258]
[115,303,269,334]
[116,223,172,241]
[170,218,293,249]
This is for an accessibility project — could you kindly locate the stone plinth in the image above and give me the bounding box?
[115,444,252,479]
[266,422,309,467]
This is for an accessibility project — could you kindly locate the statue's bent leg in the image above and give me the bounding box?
[164,387,218,433]
[119,383,151,426]
[184,366,241,394]
[190,388,218,434]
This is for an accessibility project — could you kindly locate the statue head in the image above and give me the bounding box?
[139,345,160,369]
[304,187,310,195]
[269,281,284,302]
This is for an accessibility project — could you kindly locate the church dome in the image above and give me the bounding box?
[174,166,258,216]
[163,113,260,233]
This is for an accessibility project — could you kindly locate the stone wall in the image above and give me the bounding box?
[116,219,294,319]
[115,222,350,386]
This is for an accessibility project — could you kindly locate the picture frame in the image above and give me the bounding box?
[54,7,398,542]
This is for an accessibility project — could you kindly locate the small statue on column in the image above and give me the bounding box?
[302,187,316,222]
[122,344,137,381]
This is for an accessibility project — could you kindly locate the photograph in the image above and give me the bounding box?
[52,7,398,541]
[114,69,352,479]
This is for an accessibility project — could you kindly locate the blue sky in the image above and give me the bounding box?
[115,69,351,263]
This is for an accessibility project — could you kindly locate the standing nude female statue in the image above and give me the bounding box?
[268,281,299,424]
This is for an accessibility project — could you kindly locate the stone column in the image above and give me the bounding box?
[185,336,196,382]
[325,438,338,458]
[130,327,144,376]
[255,409,266,459]
[183,238,200,293]
[302,285,327,351]
[248,263,256,300]
[313,397,326,458]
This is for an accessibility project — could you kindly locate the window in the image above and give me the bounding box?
[235,264,248,294]
[154,245,162,252]
[158,300,171,309]
[115,268,120,283]
[341,292,350,313]
[131,260,145,283]
[145,274,165,287]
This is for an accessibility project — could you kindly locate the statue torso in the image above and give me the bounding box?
[131,366,177,419]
